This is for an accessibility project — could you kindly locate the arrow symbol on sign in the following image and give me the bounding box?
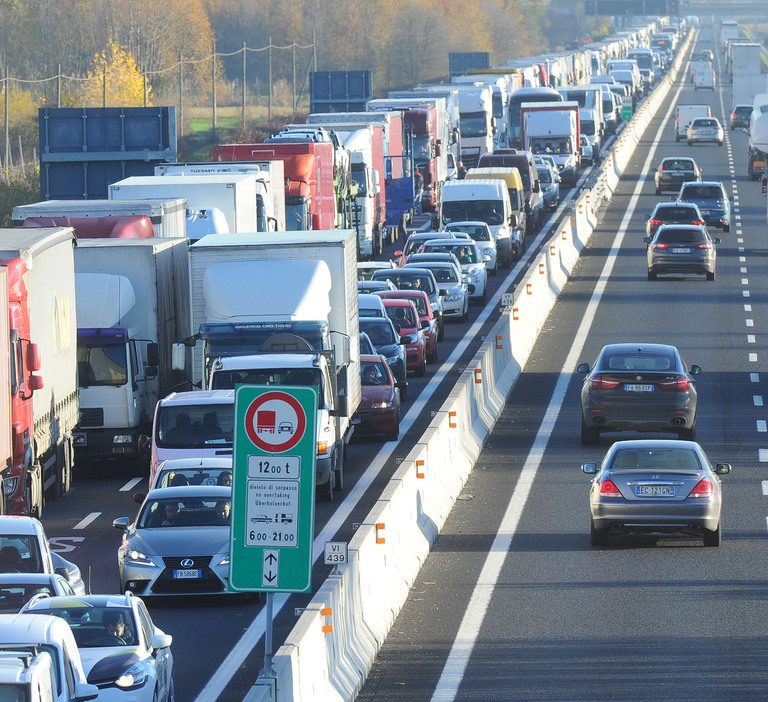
[265,553,278,564]
[264,571,277,583]
[262,549,279,587]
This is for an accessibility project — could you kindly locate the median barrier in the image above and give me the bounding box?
[244,26,698,702]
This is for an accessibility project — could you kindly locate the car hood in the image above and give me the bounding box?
[130,527,229,556]
[374,343,401,358]
[360,386,395,408]
[437,282,464,294]
[82,648,142,682]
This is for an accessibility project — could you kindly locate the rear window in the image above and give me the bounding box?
[681,185,724,200]
[655,206,698,220]
[735,106,752,115]
[611,447,701,470]
[0,536,43,573]
[385,304,417,328]
[601,353,675,372]
[661,159,694,170]
[373,271,436,295]
[656,228,707,244]
[427,266,459,284]
[692,119,717,127]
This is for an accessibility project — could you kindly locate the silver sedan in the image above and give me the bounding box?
[582,439,730,547]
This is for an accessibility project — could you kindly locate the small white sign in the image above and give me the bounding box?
[262,550,279,587]
[324,541,348,566]
[245,479,300,548]
[501,293,515,307]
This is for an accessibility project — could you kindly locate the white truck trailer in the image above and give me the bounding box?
[453,84,495,168]
[521,101,581,185]
[73,238,190,460]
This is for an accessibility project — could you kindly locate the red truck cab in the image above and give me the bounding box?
[22,215,155,239]
[404,106,439,213]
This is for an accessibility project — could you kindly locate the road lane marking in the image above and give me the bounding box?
[739,257,746,263]
[746,319,754,327]
[745,304,752,312]
[741,267,748,274]
[754,396,764,407]
[119,477,143,492]
[751,373,760,383]
[428,54,690,702]
[743,291,750,298]
[73,513,100,530]
[750,353,758,362]
[741,278,749,285]
[762,481,768,494]
[758,421,767,433]
[748,335,756,343]
[760,449,768,462]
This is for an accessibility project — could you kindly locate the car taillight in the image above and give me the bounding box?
[695,242,712,250]
[650,219,663,227]
[652,242,669,250]
[590,375,620,390]
[599,479,623,497]
[731,111,737,119]
[658,376,690,391]
[689,479,713,498]
[658,164,664,171]
[691,219,703,225]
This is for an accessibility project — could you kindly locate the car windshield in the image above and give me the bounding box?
[406,295,428,316]
[361,361,390,386]
[662,159,694,170]
[529,137,572,155]
[405,236,439,256]
[37,605,136,648]
[601,353,675,372]
[372,271,436,295]
[735,106,751,115]
[156,403,234,449]
[427,266,459,284]
[211,368,321,395]
[681,185,724,201]
[77,336,128,388]
[423,243,478,264]
[359,319,397,346]
[0,536,42,574]
[442,199,504,226]
[537,167,552,184]
[447,224,490,241]
[611,447,702,470]
[155,468,232,489]
[386,305,417,328]
[0,582,56,613]
[655,206,699,221]
[139,497,232,528]
[656,229,707,244]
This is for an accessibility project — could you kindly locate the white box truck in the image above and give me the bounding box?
[453,84,495,168]
[521,101,581,185]
[73,238,190,460]
[109,174,260,238]
[172,230,360,500]
[154,161,285,232]
[733,75,768,107]
[11,199,187,238]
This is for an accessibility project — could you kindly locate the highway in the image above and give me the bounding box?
[358,21,768,702]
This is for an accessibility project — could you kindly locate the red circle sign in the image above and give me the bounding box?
[244,391,308,453]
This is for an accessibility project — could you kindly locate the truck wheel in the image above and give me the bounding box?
[374,226,383,257]
[27,463,43,518]
[58,437,73,497]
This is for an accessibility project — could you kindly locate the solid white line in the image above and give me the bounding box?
[192,148,599,702]
[762,480,768,494]
[751,353,759,363]
[73,512,101,530]
[119,477,143,492]
[754,396,764,407]
[751,373,760,383]
[429,53,689,702]
[760,449,768,462]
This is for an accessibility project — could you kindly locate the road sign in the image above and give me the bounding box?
[230,385,317,593]
[324,541,348,566]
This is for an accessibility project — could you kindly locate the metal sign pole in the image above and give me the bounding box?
[263,592,274,676]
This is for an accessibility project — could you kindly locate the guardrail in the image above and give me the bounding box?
[243,26,697,702]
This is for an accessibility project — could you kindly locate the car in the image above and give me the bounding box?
[654,157,701,194]
[392,231,458,268]
[371,267,444,340]
[353,354,401,441]
[358,293,388,318]
[577,343,701,444]
[687,117,723,146]
[21,593,174,701]
[645,201,706,237]
[677,181,731,231]
[358,280,397,293]
[730,104,752,130]
[0,516,86,596]
[644,224,719,281]
[582,439,730,547]
[441,221,500,274]
[150,457,232,491]
[405,261,468,323]
[692,49,714,62]
[360,331,376,356]
[113,485,233,596]
[0,573,75,613]
[579,134,594,165]
[536,163,561,211]
[358,316,408,398]
[417,239,489,304]
[533,154,558,170]
[357,260,397,281]
[382,298,427,376]
[404,251,463,278]
[375,290,438,363]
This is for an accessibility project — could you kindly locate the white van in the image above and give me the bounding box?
[675,105,712,141]
[440,180,514,261]
[0,646,56,702]
[694,68,716,91]
[357,293,388,318]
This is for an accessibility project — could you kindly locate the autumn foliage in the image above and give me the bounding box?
[79,40,148,107]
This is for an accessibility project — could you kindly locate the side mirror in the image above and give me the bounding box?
[112,517,130,531]
[714,463,731,475]
[171,343,186,372]
[509,214,519,228]
[689,364,702,375]
[421,320,430,329]
[330,394,348,418]
[29,375,44,391]
[26,343,41,372]
[151,631,173,650]
[581,462,598,474]
[435,142,442,157]
[137,435,150,456]
[400,335,412,345]
[642,236,652,244]
[576,362,590,374]
[54,566,69,578]
[73,683,99,702]
[144,365,159,379]
[712,237,721,244]
[393,250,403,257]
[132,492,146,505]
[146,342,159,367]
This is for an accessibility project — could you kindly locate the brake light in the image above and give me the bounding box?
[599,479,623,497]
[590,375,620,390]
[689,479,713,498]
[691,219,703,225]
[658,164,664,171]
[652,242,669,250]
[731,111,737,119]
[695,242,712,250]
[658,376,690,391]
[650,218,663,227]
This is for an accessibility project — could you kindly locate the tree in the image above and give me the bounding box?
[78,39,148,107]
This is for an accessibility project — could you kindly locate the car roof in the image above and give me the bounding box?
[0,516,43,537]
[158,457,232,471]
[161,390,235,406]
[382,298,416,307]
[0,613,73,640]
[444,220,491,228]
[661,156,694,162]
[654,201,697,208]
[655,224,707,233]
[145,485,232,499]
[606,439,702,451]
[0,573,57,585]
[24,594,132,611]
[423,239,476,247]
[360,354,386,363]
[600,342,678,355]
[374,267,434,277]
[681,181,724,188]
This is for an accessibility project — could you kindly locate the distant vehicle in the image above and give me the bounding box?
[417,239,489,304]
[644,225,719,281]
[580,134,594,165]
[675,104,711,142]
[677,181,731,231]
[358,317,408,398]
[371,267,444,341]
[687,117,723,146]
[393,231,458,268]
[645,202,706,237]
[382,298,427,376]
[357,260,397,281]
[442,221,499,274]
[730,105,751,129]
[582,439,729,547]
[405,261,468,323]
[654,157,702,194]
[693,67,716,91]
[359,332,376,356]
[353,355,401,441]
[375,290,438,364]
[150,457,233,491]
[536,163,561,211]
[358,293,388,318]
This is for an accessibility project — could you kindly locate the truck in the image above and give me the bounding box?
[733,76,768,109]
[171,230,360,500]
[11,199,187,239]
[213,142,336,232]
[154,161,286,232]
[453,74,510,149]
[748,113,768,180]
[73,238,190,460]
[109,174,260,238]
[558,86,604,161]
[0,645,57,702]
[508,87,563,148]
[675,105,711,142]
[728,43,763,81]
[720,26,741,53]
[453,84,495,168]
[0,228,78,517]
[448,52,490,77]
[520,101,581,185]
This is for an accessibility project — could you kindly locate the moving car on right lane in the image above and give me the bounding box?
[677,181,731,232]
[686,117,724,146]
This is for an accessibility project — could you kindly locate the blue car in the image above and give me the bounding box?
[536,164,561,211]
[677,181,731,232]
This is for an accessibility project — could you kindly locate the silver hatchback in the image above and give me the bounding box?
[687,117,723,146]
[582,440,730,547]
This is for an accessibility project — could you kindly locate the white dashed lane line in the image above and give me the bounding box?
[751,373,760,383]
[750,353,758,363]
[762,480,768,494]
[120,477,143,492]
[73,512,101,530]
[760,450,768,463]
[758,421,767,433]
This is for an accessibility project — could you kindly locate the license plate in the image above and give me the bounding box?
[635,485,675,497]
[671,248,691,254]
[172,569,201,579]
[624,384,654,392]
[73,433,87,447]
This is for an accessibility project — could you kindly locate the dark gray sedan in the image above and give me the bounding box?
[582,439,730,547]
[644,225,719,281]
[578,343,701,444]
[654,156,701,194]
[645,202,705,237]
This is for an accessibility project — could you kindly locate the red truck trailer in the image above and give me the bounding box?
[22,215,155,238]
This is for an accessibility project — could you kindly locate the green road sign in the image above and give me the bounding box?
[229,385,317,593]
[621,102,634,121]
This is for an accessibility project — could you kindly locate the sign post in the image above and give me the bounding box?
[229,385,318,677]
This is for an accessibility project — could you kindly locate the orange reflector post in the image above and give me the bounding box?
[495,334,503,349]
[512,307,519,321]
[561,228,568,240]
[538,262,545,275]
[375,523,386,544]
[474,368,482,384]
[526,283,532,295]
[549,244,556,256]
[416,459,425,479]
[321,607,333,634]
[448,411,457,428]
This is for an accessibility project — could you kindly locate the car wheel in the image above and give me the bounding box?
[319,473,334,502]
[580,420,600,445]
[437,320,445,341]
[428,343,438,364]
[590,518,610,547]
[706,271,715,281]
[678,423,696,440]
[647,270,657,281]
[702,521,722,547]
[416,354,426,377]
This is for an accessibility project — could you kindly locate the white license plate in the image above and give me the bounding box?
[671,248,692,254]
[172,569,201,579]
[624,384,654,392]
[635,485,675,497]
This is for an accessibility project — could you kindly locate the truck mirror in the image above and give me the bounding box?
[533,181,541,193]
[146,342,159,367]
[331,395,348,417]
[29,375,44,392]
[171,343,186,371]
[137,435,151,456]
[452,128,460,145]
[509,214,519,228]
[26,342,41,372]
[434,142,442,157]
[145,365,159,379]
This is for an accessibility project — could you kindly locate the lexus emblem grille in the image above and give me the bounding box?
[180,558,195,568]
[636,376,642,381]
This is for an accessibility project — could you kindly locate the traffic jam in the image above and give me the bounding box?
[1,7,763,702]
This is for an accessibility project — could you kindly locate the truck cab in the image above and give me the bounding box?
[454,85,495,168]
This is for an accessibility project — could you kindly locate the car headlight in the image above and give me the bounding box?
[372,400,393,409]
[114,663,149,690]
[113,434,133,444]
[2,477,18,496]
[126,549,156,567]
[218,555,230,567]
[483,247,495,256]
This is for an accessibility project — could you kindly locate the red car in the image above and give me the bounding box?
[376,290,438,364]
[381,298,427,376]
[353,354,401,441]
